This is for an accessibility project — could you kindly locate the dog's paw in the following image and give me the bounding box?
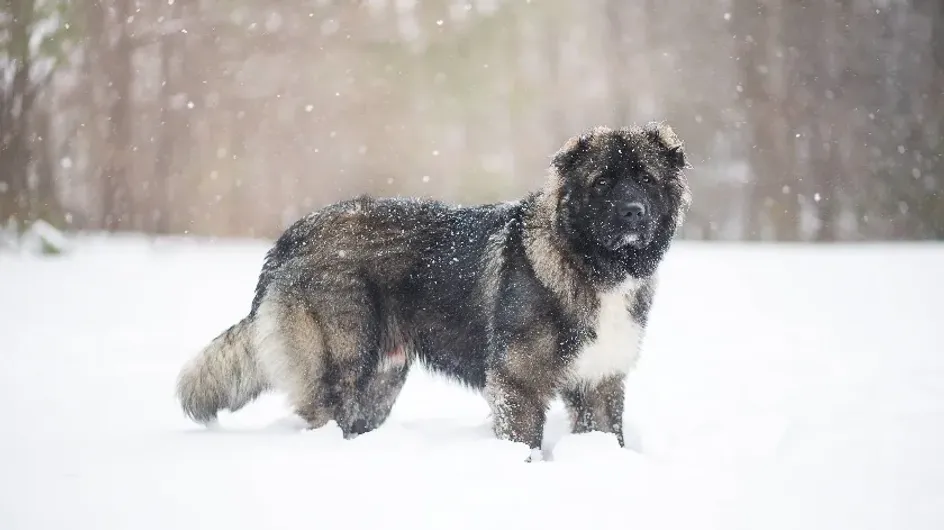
[525,447,552,463]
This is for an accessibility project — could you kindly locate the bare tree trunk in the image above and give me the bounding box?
[100,0,135,231]
[0,0,34,226]
[30,104,62,223]
[910,0,944,238]
[604,0,632,124]
[152,38,176,234]
[735,0,772,240]
[930,0,944,238]
[736,0,803,241]
[806,1,845,242]
[151,0,189,234]
[542,3,567,145]
[77,0,105,230]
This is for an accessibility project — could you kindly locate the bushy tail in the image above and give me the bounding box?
[176,317,269,424]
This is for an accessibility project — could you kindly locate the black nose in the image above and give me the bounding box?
[619,202,647,220]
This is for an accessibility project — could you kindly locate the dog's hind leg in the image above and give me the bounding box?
[254,293,334,430]
[351,359,410,434]
[256,282,404,438]
[561,374,626,447]
[314,288,391,439]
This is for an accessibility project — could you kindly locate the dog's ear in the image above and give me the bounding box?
[646,122,690,171]
[551,132,591,173]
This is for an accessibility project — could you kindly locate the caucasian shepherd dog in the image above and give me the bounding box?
[176,122,691,460]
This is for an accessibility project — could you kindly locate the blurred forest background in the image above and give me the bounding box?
[1,0,943,243]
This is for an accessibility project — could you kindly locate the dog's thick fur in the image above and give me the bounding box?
[176,123,691,456]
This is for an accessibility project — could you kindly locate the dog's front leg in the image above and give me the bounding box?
[485,368,549,460]
[561,374,626,447]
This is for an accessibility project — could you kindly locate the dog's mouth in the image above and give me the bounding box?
[622,233,642,246]
[607,231,650,250]
[622,232,650,249]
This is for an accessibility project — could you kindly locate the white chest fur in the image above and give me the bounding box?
[567,279,644,386]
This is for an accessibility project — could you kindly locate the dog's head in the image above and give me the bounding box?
[550,123,691,254]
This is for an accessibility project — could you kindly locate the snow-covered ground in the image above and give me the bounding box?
[2,236,943,530]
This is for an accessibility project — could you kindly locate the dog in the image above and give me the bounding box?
[176,122,691,459]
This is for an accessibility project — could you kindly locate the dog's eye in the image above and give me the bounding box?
[640,175,652,184]
[594,177,609,188]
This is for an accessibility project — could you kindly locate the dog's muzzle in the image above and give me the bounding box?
[615,201,652,249]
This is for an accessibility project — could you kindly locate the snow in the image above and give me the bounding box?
[2,236,943,529]
[18,220,71,255]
